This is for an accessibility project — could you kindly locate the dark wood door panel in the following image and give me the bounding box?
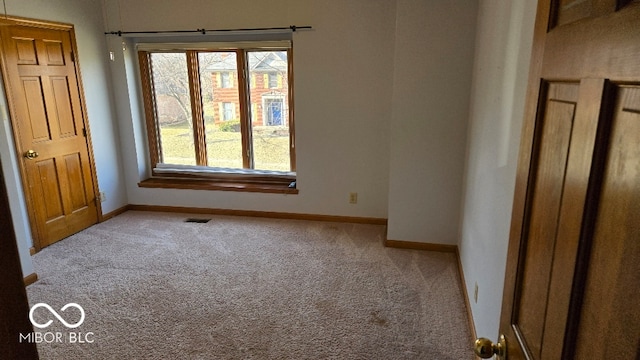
[539,78,614,359]
[515,82,579,359]
[543,2,640,80]
[496,1,639,359]
[573,84,640,360]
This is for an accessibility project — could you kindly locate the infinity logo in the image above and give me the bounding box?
[29,303,85,329]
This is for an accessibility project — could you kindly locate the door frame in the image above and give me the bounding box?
[0,15,102,252]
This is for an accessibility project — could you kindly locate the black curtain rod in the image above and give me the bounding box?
[104,25,312,36]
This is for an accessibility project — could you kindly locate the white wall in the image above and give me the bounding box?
[387,0,478,244]
[105,0,479,230]
[0,0,125,273]
[458,0,537,338]
[2,0,482,277]
[0,0,541,340]
[105,0,397,218]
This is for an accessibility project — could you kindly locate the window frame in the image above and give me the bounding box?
[137,43,297,193]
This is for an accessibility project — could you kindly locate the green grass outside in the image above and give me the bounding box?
[159,124,291,172]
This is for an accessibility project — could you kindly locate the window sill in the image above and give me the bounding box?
[138,165,297,194]
[139,177,298,194]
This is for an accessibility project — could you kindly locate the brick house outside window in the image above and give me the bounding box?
[206,51,289,128]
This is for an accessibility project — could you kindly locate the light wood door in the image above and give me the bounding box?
[0,20,98,250]
[486,1,640,359]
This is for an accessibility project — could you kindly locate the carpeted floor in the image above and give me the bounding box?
[26,211,473,359]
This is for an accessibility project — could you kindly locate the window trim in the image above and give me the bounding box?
[137,43,296,192]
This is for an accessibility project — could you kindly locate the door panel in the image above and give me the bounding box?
[50,77,77,137]
[551,0,618,28]
[495,1,640,359]
[64,153,89,212]
[44,40,65,66]
[15,38,38,65]
[516,82,579,358]
[539,78,613,359]
[36,158,64,221]
[510,80,610,359]
[22,78,51,141]
[0,21,98,249]
[573,85,640,360]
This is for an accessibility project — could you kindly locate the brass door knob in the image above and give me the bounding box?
[24,149,39,160]
[474,335,506,359]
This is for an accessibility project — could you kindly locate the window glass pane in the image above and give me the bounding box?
[222,102,235,121]
[248,51,291,172]
[199,52,243,169]
[221,72,231,88]
[150,52,195,165]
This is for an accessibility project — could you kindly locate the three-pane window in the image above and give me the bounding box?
[138,45,295,175]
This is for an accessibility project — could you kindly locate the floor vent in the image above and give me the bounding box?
[184,218,211,224]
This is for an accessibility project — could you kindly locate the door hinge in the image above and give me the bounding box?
[82,128,87,137]
[70,51,75,62]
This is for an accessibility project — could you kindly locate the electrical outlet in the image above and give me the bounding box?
[349,192,358,204]
[474,282,479,303]
[99,191,107,203]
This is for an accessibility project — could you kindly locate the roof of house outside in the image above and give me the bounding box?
[205,51,287,72]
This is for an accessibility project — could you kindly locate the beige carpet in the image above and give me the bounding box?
[26,211,473,359]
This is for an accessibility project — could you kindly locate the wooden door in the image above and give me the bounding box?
[484,1,640,359]
[0,19,99,250]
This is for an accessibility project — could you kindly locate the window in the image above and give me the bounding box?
[138,42,296,193]
[268,73,278,88]
[220,72,232,88]
[222,102,235,121]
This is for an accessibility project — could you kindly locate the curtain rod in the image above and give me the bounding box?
[104,25,312,36]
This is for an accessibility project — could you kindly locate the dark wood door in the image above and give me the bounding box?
[0,159,39,359]
[491,1,640,359]
[0,20,98,250]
